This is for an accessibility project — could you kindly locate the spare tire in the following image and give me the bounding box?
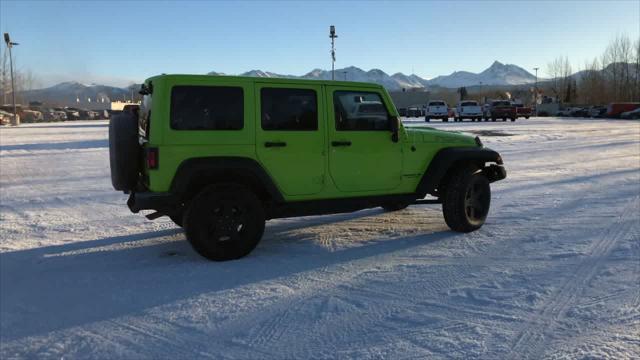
[109,112,140,191]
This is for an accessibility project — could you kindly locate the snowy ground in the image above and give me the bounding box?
[1,118,639,359]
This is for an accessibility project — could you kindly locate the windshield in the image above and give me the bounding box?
[461,101,477,106]
[493,101,511,107]
[429,101,445,106]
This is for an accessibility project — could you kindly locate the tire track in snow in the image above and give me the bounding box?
[508,196,639,359]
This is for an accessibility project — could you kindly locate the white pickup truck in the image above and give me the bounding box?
[455,100,483,122]
[425,100,449,122]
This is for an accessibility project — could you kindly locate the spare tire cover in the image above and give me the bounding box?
[109,113,140,191]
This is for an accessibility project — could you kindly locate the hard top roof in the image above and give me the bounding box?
[146,74,384,89]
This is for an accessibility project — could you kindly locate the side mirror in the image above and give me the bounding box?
[390,116,399,143]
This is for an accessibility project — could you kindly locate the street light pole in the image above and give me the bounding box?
[329,25,337,80]
[533,67,539,115]
[3,33,19,125]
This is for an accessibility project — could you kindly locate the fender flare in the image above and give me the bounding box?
[170,157,285,203]
[416,147,503,196]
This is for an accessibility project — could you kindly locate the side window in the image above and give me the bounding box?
[170,86,243,130]
[334,91,390,131]
[261,88,317,131]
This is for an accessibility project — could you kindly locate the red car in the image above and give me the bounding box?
[607,103,640,118]
[484,100,517,122]
[514,103,532,119]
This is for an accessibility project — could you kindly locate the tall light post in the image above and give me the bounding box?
[3,33,19,125]
[343,71,347,81]
[329,25,337,80]
[533,67,539,115]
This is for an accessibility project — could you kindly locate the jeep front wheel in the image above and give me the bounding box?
[442,165,491,232]
[184,184,265,261]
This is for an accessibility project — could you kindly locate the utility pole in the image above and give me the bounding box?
[3,33,19,125]
[329,25,337,80]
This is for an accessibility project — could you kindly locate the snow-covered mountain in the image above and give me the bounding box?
[24,62,538,106]
[209,61,536,90]
[20,82,134,107]
[209,66,428,90]
[427,61,537,88]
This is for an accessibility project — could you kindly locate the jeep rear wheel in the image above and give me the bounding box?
[442,165,491,232]
[184,184,265,261]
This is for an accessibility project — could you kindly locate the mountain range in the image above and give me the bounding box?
[209,61,538,90]
[19,61,539,106]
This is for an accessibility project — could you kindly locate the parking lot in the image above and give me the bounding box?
[1,117,639,358]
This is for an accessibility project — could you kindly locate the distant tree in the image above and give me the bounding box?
[457,86,468,101]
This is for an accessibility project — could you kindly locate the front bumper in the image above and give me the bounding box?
[127,191,178,213]
[483,164,507,183]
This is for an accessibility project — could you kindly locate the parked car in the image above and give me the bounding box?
[607,103,640,118]
[64,107,82,120]
[110,74,507,261]
[556,107,587,117]
[54,110,68,121]
[620,108,640,119]
[0,109,13,125]
[425,100,449,122]
[589,106,607,118]
[397,108,408,117]
[455,100,483,122]
[570,107,591,117]
[21,109,44,123]
[484,100,516,121]
[407,106,422,117]
[513,103,532,119]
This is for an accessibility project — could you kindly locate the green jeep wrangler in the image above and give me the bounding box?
[109,74,506,261]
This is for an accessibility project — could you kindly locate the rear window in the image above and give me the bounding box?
[261,88,317,131]
[170,86,244,130]
[460,101,478,106]
[139,94,152,138]
[429,101,445,106]
[493,101,511,106]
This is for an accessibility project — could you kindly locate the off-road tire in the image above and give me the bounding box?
[425,118,430,122]
[442,165,491,233]
[170,214,184,227]
[511,117,516,122]
[109,112,140,191]
[184,184,265,261]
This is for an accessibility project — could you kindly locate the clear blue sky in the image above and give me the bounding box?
[1,0,638,88]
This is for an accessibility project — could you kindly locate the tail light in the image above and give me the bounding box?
[146,147,159,169]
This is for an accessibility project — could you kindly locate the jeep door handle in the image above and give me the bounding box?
[331,141,352,147]
[264,141,287,148]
